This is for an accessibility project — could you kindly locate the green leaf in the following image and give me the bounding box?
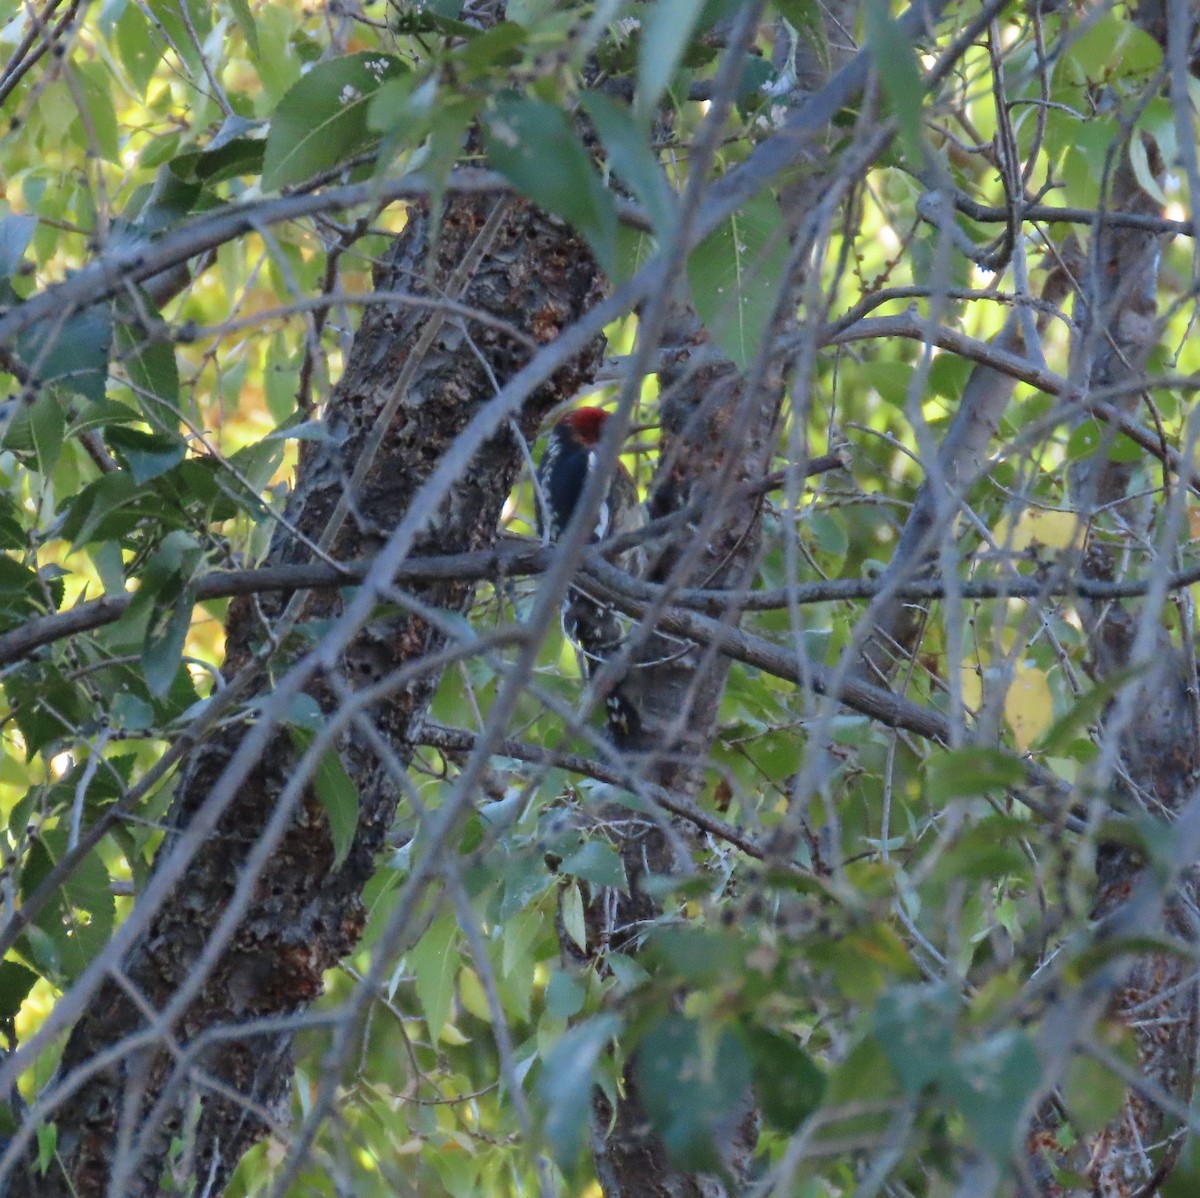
[544,969,585,1019]
[0,213,36,277]
[483,97,617,275]
[7,665,85,760]
[741,1024,826,1129]
[142,586,193,699]
[116,318,180,421]
[943,1030,1040,1162]
[636,0,706,120]
[262,53,409,190]
[1038,670,1135,754]
[20,833,115,981]
[130,168,201,234]
[646,926,748,987]
[873,984,957,1094]
[229,0,261,58]
[0,557,39,599]
[58,472,141,545]
[117,3,163,95]
[925,748,1025,803]
[775,0,829,72]
[863,0,925,166]
[18,304,112,406]
[1062,1049,1128,1135]
[558,840,628,892]
[637,1015,752,1170]
[287,726,360,869]
[0,960,39,1022]
[36,1122,56,1175]
[579,91,675,235]
[72,63,120,162]
[0,492,27,549]
[1,392,65,471]
[106,426,185,484]
[1069,11,1162,81]
[687,193,786,368]
[408,911,459,1040]
[538,1014,621,1169]
[170,138,266,185]
[560,880,586,952]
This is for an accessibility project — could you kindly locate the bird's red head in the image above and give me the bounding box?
[561,406,609,447]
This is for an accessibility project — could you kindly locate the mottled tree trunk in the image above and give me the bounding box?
[14,195,605,1198]
[1025,10,1200,1184]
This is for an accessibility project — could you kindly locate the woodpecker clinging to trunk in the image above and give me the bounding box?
[535,406,644,739]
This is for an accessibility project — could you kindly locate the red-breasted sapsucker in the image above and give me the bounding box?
[535,407,642,551]
[535,407,644,738]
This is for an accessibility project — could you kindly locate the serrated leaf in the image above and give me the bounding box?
[0,960,38,1022]
[106,426,185,484]
[117,316,180,419]
[580,91,675,235]
[925,748,1025,803]
[262,53,409,190]
[864,0,924,165]
[636,0,706,119]
[687,193,786,368]
[0,492,26,549]
[637,1015,752,1170]
[0,213,36,278]
[142,586,193,698]
[18,305,112,406]
[229,0,260,58]
[408,912,459,1040]
[741,1024,826,1129]
[538,1014,621,1168]
[21,833,115,981]
[7,665,85,759]
[558,839,628,891]
[2,392,65,471]
[560,880,586,952]
[171,138,265,185]
[943,1030,1040,1162]
[117,3,162,95]
[874,983,957,1093]
[483,97,616,275]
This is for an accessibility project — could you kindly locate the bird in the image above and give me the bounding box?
[535,406,644,739]
[535,407,642,553]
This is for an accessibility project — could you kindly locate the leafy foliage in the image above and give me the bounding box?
[0,1,1196,1196]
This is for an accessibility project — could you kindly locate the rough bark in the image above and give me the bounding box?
[579,6,865,1190]
[1025,23,1200,1186]
[13,195,605,1198]
[577,306,782,1198]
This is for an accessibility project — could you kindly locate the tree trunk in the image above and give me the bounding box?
[10,195,605,1198]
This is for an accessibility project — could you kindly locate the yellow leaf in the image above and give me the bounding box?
[960,664,983,711]
[438,1021,469,1046]
[1005,664,1053,751]
[561,881,586,952]
[995,509,1080,552]
[458,967,492,1024]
